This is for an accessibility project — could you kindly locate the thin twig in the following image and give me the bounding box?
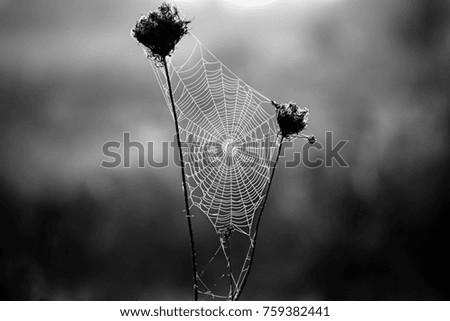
[220,234,234,300]
[163,57,199,301]
[233,135,284,300]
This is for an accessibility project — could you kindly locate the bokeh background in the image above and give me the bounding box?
[1,0,449,300]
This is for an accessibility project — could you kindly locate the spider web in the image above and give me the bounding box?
[150,34,282,299]
[152,35,280,235]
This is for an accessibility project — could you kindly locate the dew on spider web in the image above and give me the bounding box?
[151,33,286,299]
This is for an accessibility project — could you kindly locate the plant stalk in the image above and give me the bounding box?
[221,235,234,300]
[234,136,284,300]
[163,57,199,301]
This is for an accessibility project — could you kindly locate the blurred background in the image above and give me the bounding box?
[1,0,449,300]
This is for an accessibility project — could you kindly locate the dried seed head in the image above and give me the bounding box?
[272,100,311,140]
[131,2,190,66]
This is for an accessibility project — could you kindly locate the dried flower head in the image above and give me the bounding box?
[131,2,190,65]
[272,100,314,142]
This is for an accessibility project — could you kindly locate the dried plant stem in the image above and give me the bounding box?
[220,236,234,300]
[163,57,199,301]
[233,136,284,300]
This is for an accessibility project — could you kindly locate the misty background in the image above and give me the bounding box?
[1,0,449,300]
